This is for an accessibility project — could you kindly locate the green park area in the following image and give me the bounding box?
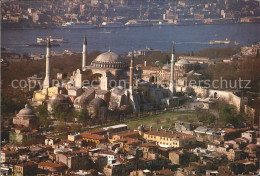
[124,111,197,130]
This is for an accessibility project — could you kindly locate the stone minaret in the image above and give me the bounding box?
[169,43,175,95]
[129,51,140,113]
[82,35,87,68]
[43,39,51,89]
[129,51,134,91]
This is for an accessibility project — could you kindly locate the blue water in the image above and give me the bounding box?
[1,23,260,54]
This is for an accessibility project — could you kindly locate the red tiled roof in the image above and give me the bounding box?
[115,131,139,137]
[1,150,17,154]
[99,151,120,156]
[154,169,175,175]
[145,130,196,140]
[16,162,36,167]
[81,132,106,140]
[116,137,141,145]
[224,127,249,133]
[139,143,159,147]
[38,162,64,168]
[140,66,160,71]
[85,128,106,134]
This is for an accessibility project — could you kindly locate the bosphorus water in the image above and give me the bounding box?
[2,23,260,54]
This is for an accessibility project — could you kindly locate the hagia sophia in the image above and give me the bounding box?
[12,34,246,127]
[30,35,183,122]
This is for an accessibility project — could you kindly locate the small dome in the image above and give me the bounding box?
[18,104,35,116]
[176,59,190,65]
[50,94,68,103]
[90,98,107,108]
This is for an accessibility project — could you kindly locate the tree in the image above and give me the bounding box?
[78,109,90,123]
[55,122,67,133]
[219,105,248,127]
[39,116,51,128]
[70,124,81,133]
[197,111,216,126]
[51,103,69,121]
[156,119,161,125]
[35,104,48,117]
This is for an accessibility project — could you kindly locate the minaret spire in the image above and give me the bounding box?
[128,51,140,113]
[83,34,87,45]
[82,34,87,68]
[129,51,134,91]
[43,38,51,89]
[169,42,175,96]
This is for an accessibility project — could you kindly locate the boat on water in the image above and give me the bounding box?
[101,22,124,28]
[153,21,174,26]
[210,38,231,44]
[27,43,60,47]
[61,22,75,27]
[61,22,95,29]
[125,21,144,27]
[37,36,66,43]
[209,38,239,45]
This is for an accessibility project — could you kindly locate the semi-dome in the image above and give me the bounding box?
[175,59,190,66]
[91,51,128,69]
[50,94,68,103]
[18,104,35,116]
[90,98,107,108]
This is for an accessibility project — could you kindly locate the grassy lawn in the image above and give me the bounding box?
[78,111,198,133]
[124,111,197,130]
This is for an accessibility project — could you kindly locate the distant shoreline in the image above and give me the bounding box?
[2,21,260,30]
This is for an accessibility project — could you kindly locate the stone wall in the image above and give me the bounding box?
[176,85,247,112]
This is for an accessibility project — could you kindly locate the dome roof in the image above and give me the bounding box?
[95,52,122,63]
[18,104,35,116]
[91,51,128,69]
[90,98,107,108]
[176,59,190,65]
[50,94,68,103]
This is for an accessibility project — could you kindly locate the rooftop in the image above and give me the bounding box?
[81,133,106,140]
[145,129,196,140]
[38,162,64,168]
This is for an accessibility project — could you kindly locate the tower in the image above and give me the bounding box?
[82,35,87,68]
[129,51,140,113]
[129,51,134,91]
[43,39,51,89]
[169,43,176,95]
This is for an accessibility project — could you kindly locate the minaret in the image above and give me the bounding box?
[129,51,139,113]
[82,35,87,68]
[43,39,51,89]
[129,51,134,91]
[169,43,175,95]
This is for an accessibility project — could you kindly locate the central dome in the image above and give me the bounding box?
[95,52,122,63]
[91,51,128,69]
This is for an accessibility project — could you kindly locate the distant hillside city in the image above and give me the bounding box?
[1,0,260,28]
